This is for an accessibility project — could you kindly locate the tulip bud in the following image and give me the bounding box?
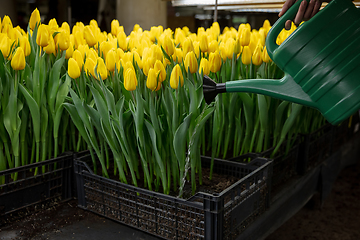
[96,57,108,80]
[61,22,71,35]
[56,30,70,51]
[72,49,84,70]
[199,58,210,76]
[84,57,96,77]
[182,37,194,57]
[132,50,143,69]
[184,51,198,74]
[106,49,116,72]
[0,34,11,58]
[151,44,163,62]
[172,48,183,63]
[262,46,271,63]
[146,68,158,91]
[36,24,50,47]
[143,57,155,77]
[19,35,31,56]
[240,28,251,46]
[199,33,208,53]
[154,59,166,82]
[224,38,235,59]
[11,47,26,71]
[208,40,218,53]
[162,34,175,56]
[111,19,120,36]
[242,46,252,65]
[65,45,74,59]
[209,50,222,73]
[174,28,186,47]
[84,25,97,47]
[252,44,263,66]
[44,35,56,55]
[48,18,59,35]
[29,8,41,30]
[117,30,127,51]
[170,64,184,89]
[68,58,81,79]
[193,41,200,58]
[124,68,137,91]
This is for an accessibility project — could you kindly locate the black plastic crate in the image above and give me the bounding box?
[298,124,333,174]
[74,154,272,240]
[0,152,73,224]
[259,139,299,195]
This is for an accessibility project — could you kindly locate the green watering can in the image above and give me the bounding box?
[203,0,360,125]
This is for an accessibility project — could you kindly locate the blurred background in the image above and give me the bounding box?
[1,0,283,35]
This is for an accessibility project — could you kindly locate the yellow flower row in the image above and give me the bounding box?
[0,8,297,86]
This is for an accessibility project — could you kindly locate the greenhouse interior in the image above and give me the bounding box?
[0,0,360,239]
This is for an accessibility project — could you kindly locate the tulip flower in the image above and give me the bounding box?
[209,50,222,73]
[111,19,120,36]
[65,45,74,59]
[84,57,96,77]
[199,58,210,76]
[151,44,163,62]
[162,34,175,56]
[19,35,31,56]
[184,51,198,74]
[96,57,108,80]
[193,41,200,58]
[199,33,208,53]
[124,67,137,91]
[11,47,26,71]
[117,30,127,51]
[132,50,143,69]
[182,37,194,56]
[172,48,183,63]
[240,28,250,46]
[208,40,218,53]
[143,57,155,77]
[68,58,81,79]
[61,22,71,34]
[72,49,84,69]
[224,38,235,59]
[106,49,116,72]
[84,25,97,47]
[262,46,271,63]
[174,28,186,47]
[252,44,263,66]
[0,34,11,58]
[44,35,56,55]
[170,64,184,89]
[154,59,166,82]
[56,30,70,51]
[36,24,50,47]
[242,46,252,65]
[29,8,41,30]
[146,68,158,91]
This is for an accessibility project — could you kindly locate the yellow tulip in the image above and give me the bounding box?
[154,59,166,82]
[117,30,127,51]
[143,57,155,77]
[212,22,221,36]
[162,34,175,56]
[65,45,74,59]
[150,44,163,62]
[2,15,13,29]
[99,41,112,60]
[193,41,200,58]
[172,48,183,63]
[124,68,137,91]
[240,28,251,46]
[29,8,41,30]
[96,57,108,80]
[19,35,31,56]
[48,18,59,35]
[262,46,271,63]
[116,48,124,61]
[174,28,186,47]
[61,22,71,34]
[242,46,252,65]
[84,57,96,77]
[199,58,210,75]
[44,35,56,55]
[182,37,194,56]
[36,24,50,47]
[132,50,143,69]
[68,58,81,79]
[56,30,70,51]
[252,44,263,66]
[77,44,89,59]
[84,25,97,47]
[199,33,208,53]
[106,49,116,72]
[184,51,198,74]
[90,19,99,29]
[234,38,242,55]
[11,47,26,71]
[146,68,158,91]
[170,64,184,89]
[209,50,222,73]
[111,19,120,36]
[0,34,11,58]
[224,38,235,59]
[208,40,218,53]
[72,49,84,69]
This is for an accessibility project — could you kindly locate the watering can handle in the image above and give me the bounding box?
[266,0,310,59]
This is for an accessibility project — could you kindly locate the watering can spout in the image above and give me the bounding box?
[203,74,317,108]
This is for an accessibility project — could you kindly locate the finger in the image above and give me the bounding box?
[279,0,297,17]
[304,0,315,20]
[285,20,292,30]
[294,0,307,25]
[311,0,322,18]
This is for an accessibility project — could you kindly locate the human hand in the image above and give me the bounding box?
[278,0,327,30]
